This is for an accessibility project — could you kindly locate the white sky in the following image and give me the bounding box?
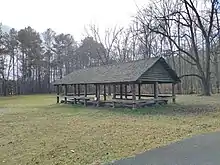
[0,0,148,41]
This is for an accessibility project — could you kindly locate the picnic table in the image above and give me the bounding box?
[61,96,91,105]
[70,96,90,104]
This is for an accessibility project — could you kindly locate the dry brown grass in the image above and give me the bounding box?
[0,94,220,165]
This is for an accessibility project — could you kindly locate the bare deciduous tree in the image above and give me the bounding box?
[136,0,219,95]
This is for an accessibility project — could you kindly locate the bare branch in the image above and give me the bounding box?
[180,55,196,66]
[179,74,203,79]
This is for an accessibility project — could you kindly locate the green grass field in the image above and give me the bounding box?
[0,94,220,165]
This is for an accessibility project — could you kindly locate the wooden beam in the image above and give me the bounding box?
[64,84,68,104]
[77,84,80,96]
[125,84,128,99]
[115,94,171,98]
[154,82,158,99]
[74,84,77,96]
[113,84,116,99]
[84,84,87,106]
[138,83,141,100]
[103,85,106,101]
[56,85,60,103]
[120,84,123,99]
[172,83,176,103]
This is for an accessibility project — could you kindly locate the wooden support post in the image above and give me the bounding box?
[71,84,73,94]
[108,85,111,96]
[56,85,60,103]
[77,84,80,96]
[138,83,141,100]
[103,84,106,101]
[154,82,158,99]
[132,83,136,109]
[72,84,77,104]
[120,84,123,99]
[84,84,87,97]
[74,84,77,96]
[96,84,100,107]
[112,101,115,108]
[84,84,87,106]
[113,84,116,99]
[172,83,176,103]
[64,84,68,104]
[132,84,136,100]
[95,84,98,98]
[125,84,128,99]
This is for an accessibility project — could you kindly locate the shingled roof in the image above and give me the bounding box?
[53,57,180,85]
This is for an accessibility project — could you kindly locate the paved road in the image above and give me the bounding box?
[109,132,220,165]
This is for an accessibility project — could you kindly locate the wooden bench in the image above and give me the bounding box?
[101,98,169,109]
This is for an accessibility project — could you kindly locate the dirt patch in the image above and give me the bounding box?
[0,108,8,113]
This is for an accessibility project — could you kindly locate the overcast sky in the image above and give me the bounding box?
[0,0,148,41]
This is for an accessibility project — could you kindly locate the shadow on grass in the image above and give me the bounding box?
[106,104,217,116]
[48,102,218,117]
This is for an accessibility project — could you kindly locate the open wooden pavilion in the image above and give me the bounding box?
[53,57,180,109]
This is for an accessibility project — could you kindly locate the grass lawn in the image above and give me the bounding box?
[0,94,220,165]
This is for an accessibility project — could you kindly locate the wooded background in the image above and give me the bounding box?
[0,0,219,96]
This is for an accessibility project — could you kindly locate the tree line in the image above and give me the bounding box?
[0,0,219,96]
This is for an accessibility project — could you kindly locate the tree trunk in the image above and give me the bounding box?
[16,52,20,95]
[2,80,6,96]
[190,62,194,94]
[177,13,182,94]
[38,67,41,93]
[204,39,211,96]
[12,52,15,95]
[214,52,219,93]
[202,79,211,96]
